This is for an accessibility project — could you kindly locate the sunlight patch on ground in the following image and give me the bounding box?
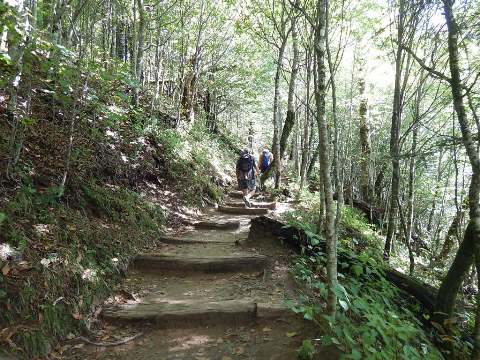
[169,335,212,352]
[0,243,16,261]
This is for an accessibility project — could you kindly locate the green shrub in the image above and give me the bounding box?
[285,204,443,359]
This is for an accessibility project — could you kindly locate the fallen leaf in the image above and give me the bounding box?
[72,312,82,320]
[286,332,298,338]
[2,263,10,276]
[262,326,271,332]
[17,261,31,271]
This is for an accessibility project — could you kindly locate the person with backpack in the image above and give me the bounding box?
[236,149,259,207]
[259,148,273,174]
[258,148,274,190]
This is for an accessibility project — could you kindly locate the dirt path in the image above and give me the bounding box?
[65,192,338,360]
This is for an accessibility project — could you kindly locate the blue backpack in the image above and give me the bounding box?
[261,150,270,172]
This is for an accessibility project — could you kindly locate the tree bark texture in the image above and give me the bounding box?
[315,0,337,318]
[358,66,370,203]
[384,0,405,259]
[436,2,480,338]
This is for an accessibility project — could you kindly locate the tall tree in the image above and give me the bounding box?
[434,1,480,348]
[276,2,300,188]
[314,0,337,317]
[384,0,406,259]
[357,56,370,203]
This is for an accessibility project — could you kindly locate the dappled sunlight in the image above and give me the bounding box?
[168,334,212,352]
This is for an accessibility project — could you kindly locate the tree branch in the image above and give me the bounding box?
[400,44,452,84]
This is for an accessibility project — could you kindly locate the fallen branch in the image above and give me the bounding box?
[77,332,143,347]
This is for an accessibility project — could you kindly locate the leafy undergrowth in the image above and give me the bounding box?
[0,40,236,358]
[0,181,165,358]
[283,192,466,359]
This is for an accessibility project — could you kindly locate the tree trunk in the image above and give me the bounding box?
[436,210,465,263]
[6,0,29,179]
[265,36,288,187]
[397,197,415,275]
[427,149,444,233]
[271,64,282,188]
[325,0,343,227]
[276,13,299,188]
[306,143,319,180]
[435,2,480,348]
[314,0,337,318]
[384,0,405,260]
[358,60,370,203]
[404,127,418,275]
[132,0,145,106]
[300,47,312,191]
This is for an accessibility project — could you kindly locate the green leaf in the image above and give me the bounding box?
[339,299,349,311]
[351,264,363,277]
[0,212,6,225]
[0,52,12,65]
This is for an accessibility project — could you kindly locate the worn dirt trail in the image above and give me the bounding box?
[66,192,338,360]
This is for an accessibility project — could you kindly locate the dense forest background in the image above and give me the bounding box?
[1,0,480,359]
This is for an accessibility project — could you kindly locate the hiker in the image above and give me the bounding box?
[259,148,273,174]
[258,148,273,190]
[236,149,259,207]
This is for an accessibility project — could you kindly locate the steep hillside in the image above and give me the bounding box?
[0,43,238,358]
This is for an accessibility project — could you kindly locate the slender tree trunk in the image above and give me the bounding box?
[300,48,312,191]
[435,3,480,349]
[427,149,444,233]
[315,0,337,318]
[306,143,319,180]
[275,13,299,188]
[436,210,465,262]
[404,126,418,275]
[358,59,370,203]
[325,0,342,226]
[6,0,29,179]
[384,0,405,259]
[268,36,288,188]
[132,0,145,106]
[397,197,415,275]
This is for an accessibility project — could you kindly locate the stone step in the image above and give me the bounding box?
[133,254,266,273]
[223,201,277,210]
[102,300,293,328]
[228,191,272,200]
[158,235,233,245]
[218,206,268,216]
[102,299,256,328]
[191,220,240,230]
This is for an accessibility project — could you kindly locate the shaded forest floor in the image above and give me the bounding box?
[61,200,339,360]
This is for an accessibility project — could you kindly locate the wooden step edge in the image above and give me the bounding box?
[133,254,267,273]
[192,220,241,230]
[217,206,269,215]
[158,236,234,245]
[102,299,257,328]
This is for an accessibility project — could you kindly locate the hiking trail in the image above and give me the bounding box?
[65,191,338,360]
